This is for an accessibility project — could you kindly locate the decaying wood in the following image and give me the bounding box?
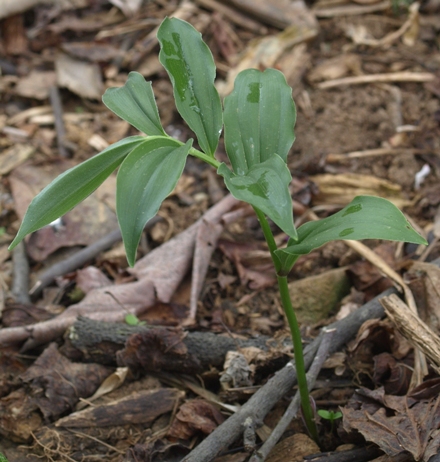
[182,287,397,462]
[55,388,184,428]
[66,316,278,373]
[381,294,440,375]
[11,241,31,305]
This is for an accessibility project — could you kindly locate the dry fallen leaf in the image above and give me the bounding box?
[168,399,225,439]
[342,387,440,461]
[55,52,104,99]
[310,173,408,208]
[14,71,57,100]
[9,161,118,261]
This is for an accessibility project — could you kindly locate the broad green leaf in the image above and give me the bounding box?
[276,196,427,260]
[157,17,222,156]
[223,68,296,175]
[117,137,192,266]
[8,136,145,250]
[103,72,166,136]
[218,155,297,239]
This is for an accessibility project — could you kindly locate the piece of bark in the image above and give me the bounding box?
[21,343,112,421]
[55,388,184,428]
[66,316,278,373]
[381,294,440,374]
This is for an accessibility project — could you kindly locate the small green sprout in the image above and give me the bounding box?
[8,17,427,444]
[318,409,343,433]
[0,453,9,462]
[318,409,343,421]
[124,313,146,326]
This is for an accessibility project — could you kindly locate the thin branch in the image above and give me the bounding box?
[317,72,435,90]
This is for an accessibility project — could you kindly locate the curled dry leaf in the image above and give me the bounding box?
[55,53,104,100]
[342,387,440,461]
[20,343,112,421]
[168,399,225,440]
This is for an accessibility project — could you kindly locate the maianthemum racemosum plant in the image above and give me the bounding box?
[9,17,427,441]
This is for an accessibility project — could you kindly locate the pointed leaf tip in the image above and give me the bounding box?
[277,196,427,258]
[9,136,145,251]
[103,72,166,136]
[157,17,222,157]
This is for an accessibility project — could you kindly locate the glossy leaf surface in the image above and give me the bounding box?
[9,136,145,250]
[103,72,166,136]
[223,68,296,175]
[157,17,222,156]
[218,155,297,239]
[117,137,192,266]
[276,196,427,260]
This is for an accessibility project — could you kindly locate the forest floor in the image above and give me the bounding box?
[1,0,440,461]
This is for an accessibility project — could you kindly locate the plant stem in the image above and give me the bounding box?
[253,207,319,443]
[189,147,221,169]
[277,274,319,442]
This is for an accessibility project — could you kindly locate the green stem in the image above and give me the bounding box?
[277,274,319,443]
[254,207,319,443]
[189,147,221,169]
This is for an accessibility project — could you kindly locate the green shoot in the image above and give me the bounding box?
[8,17,427,444]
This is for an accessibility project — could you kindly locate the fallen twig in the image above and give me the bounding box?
[317,72,435,89]
[29,216,161,297]
[313,0,391,17]
[326,148,434,163]
[49,85,69,158]
[12,241,31,304]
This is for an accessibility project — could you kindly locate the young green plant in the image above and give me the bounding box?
[8,17,427,441]
[318,409,343,433]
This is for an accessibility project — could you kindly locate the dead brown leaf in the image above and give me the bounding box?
[9,161,118,261]
[21,343,112,421]
[373,352,412,395]
[55,52,104,99]
[117,327,201,374]
[14,71,57,100]
[168,399,225,439]
[0,388,41,442]
[342,387,440,461]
